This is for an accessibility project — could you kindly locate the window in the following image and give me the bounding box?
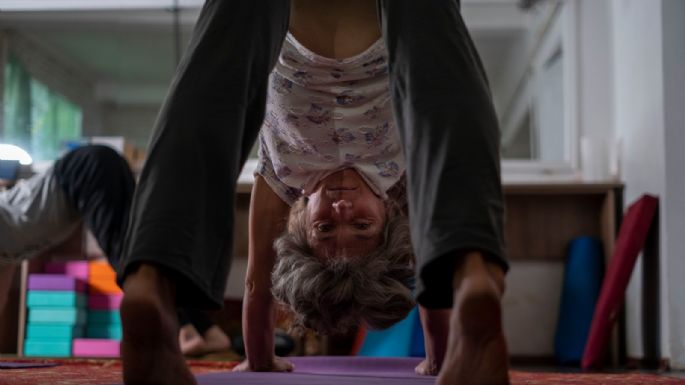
[3,54,82,161]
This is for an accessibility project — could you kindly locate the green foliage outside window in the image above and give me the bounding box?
[3,54,82,161]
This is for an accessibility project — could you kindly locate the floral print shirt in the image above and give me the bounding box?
[257,32,405,206]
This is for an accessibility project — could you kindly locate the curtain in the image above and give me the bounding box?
[3,54,82,161]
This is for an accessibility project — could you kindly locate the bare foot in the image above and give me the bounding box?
[179,324,206,356]
[436,254,510,385]
[201,325,231,353]
[121,264,197,385]
[179,324,231,356]
[415,358,439,376]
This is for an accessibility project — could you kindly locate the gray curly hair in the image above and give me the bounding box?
[271,197,416,335]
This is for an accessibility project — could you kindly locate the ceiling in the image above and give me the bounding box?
[0,0,531,106]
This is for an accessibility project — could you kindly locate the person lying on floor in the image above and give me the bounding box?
[0,145,233,358]
[0,145,134,313]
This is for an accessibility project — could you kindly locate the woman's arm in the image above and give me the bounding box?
[234,175,292,372]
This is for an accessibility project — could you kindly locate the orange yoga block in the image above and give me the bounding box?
[88,279,122,295]
[88,261,116,279]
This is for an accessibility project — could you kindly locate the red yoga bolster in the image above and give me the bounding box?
[581,194,658,370]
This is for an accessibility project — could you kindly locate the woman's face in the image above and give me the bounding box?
[305,168,386,259]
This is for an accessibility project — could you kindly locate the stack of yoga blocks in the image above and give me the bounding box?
[73,260,123,358]
[24,262,89,357]
[23,260,124,358]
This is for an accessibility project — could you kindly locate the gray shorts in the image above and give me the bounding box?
[0,168,81,265]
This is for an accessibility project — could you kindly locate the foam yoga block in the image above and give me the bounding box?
[28,308,86,325]
[24,340,72,357]
[45,261,90,280]
[72,339,120,357]
[89,260,117,278]
[555,236,604,365]
[88,294,123,310]
[28,275,86,292]
[87,324,123,340]
[27,291,86,308]
[26,325,84,340]
[582,195,658,369]
[88,280,123,295]
[87,310,121,325]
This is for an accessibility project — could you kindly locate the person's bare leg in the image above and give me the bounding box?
[120,263,196,385]
[436,251,510,385]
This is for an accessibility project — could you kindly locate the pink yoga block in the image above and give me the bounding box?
[88,294,123,310]
[72,339,120,357]
[45,261,90,280]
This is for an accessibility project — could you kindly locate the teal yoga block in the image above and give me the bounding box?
[24,340,72,357]
[88,310,121,325]
[87,324,123,340]
[27,291,86,308]
[26,324,84,340]
[28,308,86,325]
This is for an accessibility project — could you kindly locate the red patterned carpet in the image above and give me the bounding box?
[509,371,685,384]
[1,358,684,385]
[0,358,237,385]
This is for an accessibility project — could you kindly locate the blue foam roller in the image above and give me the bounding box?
[554,236,604,365]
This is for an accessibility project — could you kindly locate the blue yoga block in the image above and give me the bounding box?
[27,291,86,308]
[28,308,86,325]
[24,340,72,357]
[87,324,123,340]
[359,307,417,357]
[554,236,604,365]
[87,310,121,325]
[26,324,84,340]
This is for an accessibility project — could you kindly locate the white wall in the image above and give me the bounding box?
[611,0,666,360]
[99,103,159,150]
[661,0,685,369]
[577,0,614,141]
[607,0,685,367]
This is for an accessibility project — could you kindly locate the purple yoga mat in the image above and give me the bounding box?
[28,274,86,292]
[195,371,435,385]
[288,356,425,377]
[111,357,432,385]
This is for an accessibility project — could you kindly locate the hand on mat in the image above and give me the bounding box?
[415,359,440,376]
[233,356,294,372]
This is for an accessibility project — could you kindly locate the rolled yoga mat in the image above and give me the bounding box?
[554,236,604,365]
